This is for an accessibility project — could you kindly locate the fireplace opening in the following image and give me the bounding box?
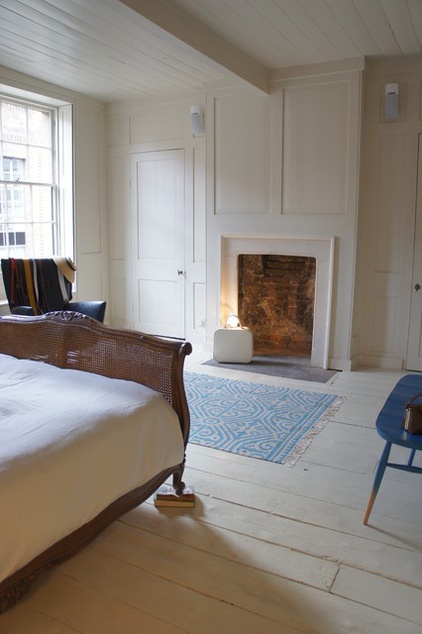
[238,254,316,357]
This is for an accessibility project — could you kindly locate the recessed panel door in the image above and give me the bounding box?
[406,134,422,371]
[130,150,185,338]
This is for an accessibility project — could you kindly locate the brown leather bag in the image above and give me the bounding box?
[403,391,422,434]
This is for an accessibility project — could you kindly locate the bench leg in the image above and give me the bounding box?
[363,441,391,525]
[408,449,416,467]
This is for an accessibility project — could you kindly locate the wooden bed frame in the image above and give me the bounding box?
[0,311,192,613]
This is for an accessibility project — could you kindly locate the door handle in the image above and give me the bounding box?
[177,270,185,276]
[415,283,421,291]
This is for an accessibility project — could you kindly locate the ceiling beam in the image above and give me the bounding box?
[119,0,271,94]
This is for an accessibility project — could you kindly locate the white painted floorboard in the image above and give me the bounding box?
[1,352,422,633]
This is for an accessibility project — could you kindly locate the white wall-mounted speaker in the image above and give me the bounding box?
[190,105,204,136]
[384,83,399,121]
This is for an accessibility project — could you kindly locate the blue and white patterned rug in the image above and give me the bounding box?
[184,372,342,466]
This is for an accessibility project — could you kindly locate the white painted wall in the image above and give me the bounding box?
[4,56,417,371]
[354,57,422,369]
[0,67,109,318]
[106,68,362,369]
[205,58,421,371]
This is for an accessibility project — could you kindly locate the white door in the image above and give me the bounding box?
[406,133,422,370]
[130,150,185,338]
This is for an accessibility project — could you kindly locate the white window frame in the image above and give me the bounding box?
[0,91,74,302]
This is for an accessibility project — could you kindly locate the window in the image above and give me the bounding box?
[0,95,73,300]
[1,157,26,249]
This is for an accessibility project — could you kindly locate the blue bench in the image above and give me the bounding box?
[363,374,422,524]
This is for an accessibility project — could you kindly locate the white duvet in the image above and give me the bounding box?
[0,353,184,583]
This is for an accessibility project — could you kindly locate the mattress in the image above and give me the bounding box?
[0,353,184,583]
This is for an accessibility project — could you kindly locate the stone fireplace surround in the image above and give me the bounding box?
[220,235,335,369]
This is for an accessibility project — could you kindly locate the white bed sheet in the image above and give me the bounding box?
[0,353,184,583]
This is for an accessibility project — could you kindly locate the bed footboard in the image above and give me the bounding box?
[0,466,178,613]
[0,312,193,613]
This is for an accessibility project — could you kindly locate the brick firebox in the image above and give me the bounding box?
[238,254,316,356]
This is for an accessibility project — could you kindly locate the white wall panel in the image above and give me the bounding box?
[375,134,406,273]
[110,276,127,325]
[75,264,103,300]
[136,158,180,261]
[193,142,206,263]
[108,151,129,261]
[107,115,129,147]
[109,260,129,329]
[68,99,109,309]
[137,279,181,332]
[372,296,399,355]
[75,107,102,255]
[283,81,349,215]
[193,282,206,330]
[130,103,185,144]
[214,93,270,215]
[420,82,422,120]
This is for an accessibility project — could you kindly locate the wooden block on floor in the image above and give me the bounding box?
[153,485,195,508]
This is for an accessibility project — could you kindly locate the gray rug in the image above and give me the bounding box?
[202,356,337,383]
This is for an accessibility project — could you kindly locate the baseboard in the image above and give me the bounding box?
[352,354,405,370]
[328,357,353,372]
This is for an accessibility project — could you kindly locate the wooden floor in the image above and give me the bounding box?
[2,351,422,633]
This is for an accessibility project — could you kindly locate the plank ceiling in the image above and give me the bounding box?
[0,0,421,103]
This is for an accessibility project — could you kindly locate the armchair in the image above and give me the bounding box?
[11,301,106,323]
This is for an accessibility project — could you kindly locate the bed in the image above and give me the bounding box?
[0,311,192,612]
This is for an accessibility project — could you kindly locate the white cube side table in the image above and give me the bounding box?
[213,327,254,363]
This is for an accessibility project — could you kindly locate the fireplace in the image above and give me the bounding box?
[238,254,316,356]
[220,235,334,368]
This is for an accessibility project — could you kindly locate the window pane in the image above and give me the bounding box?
[28,107,51,148]
[0,223,26,257]
[0,182,54,258]
[28,147,52,182]
[1,103,27,143]
[0,183,26,220]
[2,144,27,177]
[31,185,54,222]
[23,220,55,257]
